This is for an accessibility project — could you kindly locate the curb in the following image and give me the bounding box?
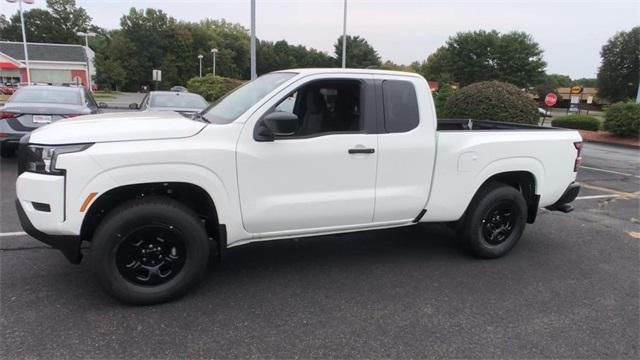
[583,138,640,150]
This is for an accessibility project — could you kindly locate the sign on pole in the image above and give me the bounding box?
[569,95,580,112]
[544,92,558,107]
[152,69,162,82]
[586,96,593,104]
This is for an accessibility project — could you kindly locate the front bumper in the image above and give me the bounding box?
[545,183,581,213]
[16,199,82,263]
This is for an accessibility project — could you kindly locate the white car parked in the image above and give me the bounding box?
[16,69,582,304]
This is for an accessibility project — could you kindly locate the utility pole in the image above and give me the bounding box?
[250,0,257,79]
[211,48,218,77]
[7,0,33,84]
[341,0,347,68]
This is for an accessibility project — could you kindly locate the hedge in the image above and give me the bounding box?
[551,114,601,131]
[187,75,243,102]
[603,101,640,138]
[442,80,538,124]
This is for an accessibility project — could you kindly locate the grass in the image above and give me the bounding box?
[92,90,120,99]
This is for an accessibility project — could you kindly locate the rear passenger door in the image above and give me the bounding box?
[372,75,437,222]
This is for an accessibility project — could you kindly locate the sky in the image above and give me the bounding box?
[1,0,639,79]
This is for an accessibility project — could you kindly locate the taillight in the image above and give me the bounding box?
[574,141,583,172]
[0,111,16,119]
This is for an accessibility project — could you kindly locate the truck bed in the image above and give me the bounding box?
[437,119,566,131]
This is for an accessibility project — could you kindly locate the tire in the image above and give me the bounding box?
[1,144,16,158]
[457,182,527,259]
[89,197,211,305]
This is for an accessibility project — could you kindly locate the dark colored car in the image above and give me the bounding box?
[129,91,209,116]
[0,86,105,157]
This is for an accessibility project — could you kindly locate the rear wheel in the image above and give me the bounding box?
[89,197,211,305]
[457,182,527,258]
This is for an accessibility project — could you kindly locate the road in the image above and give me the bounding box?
[0,142,638,359]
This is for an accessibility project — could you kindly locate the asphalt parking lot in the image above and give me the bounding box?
[0,141,638,359]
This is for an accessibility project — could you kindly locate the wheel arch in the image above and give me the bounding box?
[474,170,539,223]
[80,182,226,259]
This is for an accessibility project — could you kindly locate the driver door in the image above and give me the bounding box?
[236,74,378,236]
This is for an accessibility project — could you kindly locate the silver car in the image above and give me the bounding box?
[129,91,209,116]
[0,86,104,157]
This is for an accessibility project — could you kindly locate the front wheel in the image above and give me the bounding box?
[457,182,527,259]
[89,197,211,305]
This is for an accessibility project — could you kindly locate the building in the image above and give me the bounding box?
[0,41,94,87]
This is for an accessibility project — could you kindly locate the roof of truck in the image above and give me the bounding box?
[274,68,424,78]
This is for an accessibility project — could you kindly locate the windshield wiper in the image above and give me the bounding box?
[191,112,210,123]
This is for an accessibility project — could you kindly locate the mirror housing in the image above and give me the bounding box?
[98,102,108,109]
[128,103,139,110]
[263,112,299,136]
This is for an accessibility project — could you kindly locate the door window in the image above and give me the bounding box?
[381,80,419,133]
[269,80,363,137]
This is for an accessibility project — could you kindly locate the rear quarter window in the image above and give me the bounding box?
[382,80,419,133]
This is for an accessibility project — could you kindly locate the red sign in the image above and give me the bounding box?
[544,92,558,107]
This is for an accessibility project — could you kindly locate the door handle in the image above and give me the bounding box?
[348,148,375,154]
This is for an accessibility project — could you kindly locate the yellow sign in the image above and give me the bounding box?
[570,85,582,94]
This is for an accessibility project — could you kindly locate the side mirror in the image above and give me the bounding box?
[129,103,139,110]
[263,112,299,136]
[98,102,108,109]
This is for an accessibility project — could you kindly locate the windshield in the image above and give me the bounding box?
[150,93,209,109]
[201,72,296,124]
[10,88,81,105]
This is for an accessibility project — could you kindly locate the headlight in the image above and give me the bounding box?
[21,143,92,175]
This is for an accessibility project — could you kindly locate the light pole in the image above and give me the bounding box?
[341,0,347,68]
[250,0,257,79]
[7,0,34,85]
[198,54,203,77]
[211,48,218,77]
[76,31,96,91]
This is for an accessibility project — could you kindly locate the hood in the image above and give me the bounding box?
[29,111,207,144]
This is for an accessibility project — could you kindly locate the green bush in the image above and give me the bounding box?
[187,75,243,102]
[434,85,456,117]
[603,101,640,138]
[442,80,538,124]
[551,115,601,131]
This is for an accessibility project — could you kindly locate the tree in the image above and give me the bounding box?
[422,46,453,83]
[438,30,546,87]
[534,73,572,98]
[47,0,92,43]
[0,0,91,44]
[597,27,640,102]
[334,35,381,68]
[574,78,597,87]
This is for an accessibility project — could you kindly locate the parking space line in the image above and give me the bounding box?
[580,166,640,179]
[578,183,637,198]
[575,194,620,200]
[0,231,27,237]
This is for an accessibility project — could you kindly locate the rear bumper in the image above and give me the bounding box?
[545,183,580,213]
[16,199,82,264]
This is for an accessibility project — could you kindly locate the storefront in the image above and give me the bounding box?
[0,41,94,87]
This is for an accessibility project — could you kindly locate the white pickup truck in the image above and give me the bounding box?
[15,69,582,304]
